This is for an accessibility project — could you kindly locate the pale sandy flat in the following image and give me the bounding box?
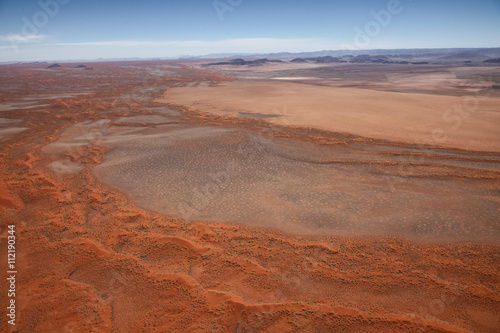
[273,77,322,80]
[0,127,28,141]
[160,80,500,152]
[197,62,327,73]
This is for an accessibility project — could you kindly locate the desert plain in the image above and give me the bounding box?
[0,58,499,332]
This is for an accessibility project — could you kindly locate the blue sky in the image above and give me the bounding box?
[0,0,499,61]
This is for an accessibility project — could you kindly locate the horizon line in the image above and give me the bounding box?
[1,46,500,65]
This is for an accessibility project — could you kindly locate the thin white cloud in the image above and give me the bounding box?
[51,38,329,50]
[45,38,336,57]
[0,37,347,62]
[0,34,49,43]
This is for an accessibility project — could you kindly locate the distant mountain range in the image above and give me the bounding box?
[201,48,500,67]
[4,47,500,65]
[197,48,500,63]
[204,58,285,66]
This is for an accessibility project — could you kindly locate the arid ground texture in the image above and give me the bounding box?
[1,59,499,332]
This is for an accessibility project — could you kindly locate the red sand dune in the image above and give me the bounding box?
[0,62,498,332]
